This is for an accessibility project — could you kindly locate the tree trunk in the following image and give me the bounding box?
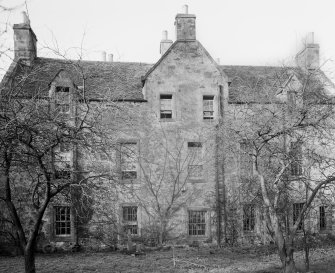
[278,247,297,273]
[303,229,310,271]
[24,247,36,273]
[158,219,164,246]
[282,255,297,273]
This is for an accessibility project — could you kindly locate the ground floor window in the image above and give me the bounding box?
[122,206,138,235]
[243,204,255,231]
[188,165,203,179]
[188,210,206,236]
[54,206,71,236]
[293,202,304,230]
[320,206,327,230]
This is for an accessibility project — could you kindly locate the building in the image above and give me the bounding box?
[1,6,335,252]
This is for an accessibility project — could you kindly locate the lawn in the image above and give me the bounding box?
[1,246,335,273]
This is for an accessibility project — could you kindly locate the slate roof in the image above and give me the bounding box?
[220,65,334,103]
[1,57,152,101]
[219,65,293,102]
[1,57,333,103]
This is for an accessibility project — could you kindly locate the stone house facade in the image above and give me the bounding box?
[1,6,335,250]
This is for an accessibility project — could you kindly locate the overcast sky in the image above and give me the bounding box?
[2,0,335,80]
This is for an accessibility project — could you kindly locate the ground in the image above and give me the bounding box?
[1,246,335,273]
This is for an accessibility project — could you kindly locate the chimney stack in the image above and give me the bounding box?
[175,5,196,41]
[13,11,37,64]
[108,54,114,62]
[182,4,188,14]
[295,32,320,70]
[160,31,173,56]
[101,51,106,62]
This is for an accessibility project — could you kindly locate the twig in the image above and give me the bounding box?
[172,245,176,267]
[174,258,208,269]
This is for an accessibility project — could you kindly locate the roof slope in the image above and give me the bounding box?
[220,65,334,103]
[220,65,294,102]
[1,57,333,103]
[1,58,152,101]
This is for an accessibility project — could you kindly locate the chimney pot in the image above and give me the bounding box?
[307,32,314,44]
[162,30,168,40]
[295,32,319,70]
[101,51,106,62]
[21,11,30,25]
[160,30,173,56]
[108,54,113,62]
[182,4,188,14]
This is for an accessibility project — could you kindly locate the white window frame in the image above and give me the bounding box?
[122,206,138,235]
[120,142,138,180]
[188,210,207,236]
[203,95,214,120]
[55,86,70,114]
[243,204,255,231]
[160,94,173,119]
[54,206,71,236]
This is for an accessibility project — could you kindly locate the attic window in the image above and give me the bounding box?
[56,86,70,93]
[160,94,173,119]
[55,86,70,114]
[287,91,296,109]
[188,142,202,148]
[203,95,214,120]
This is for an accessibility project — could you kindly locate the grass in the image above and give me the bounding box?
[1,245,335,273]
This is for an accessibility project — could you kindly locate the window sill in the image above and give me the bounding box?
[160,118,175,122]
[202,119,217,125]
[319,229,331,233]
[53,235,73,242]
[121,178,139,184]
[188,235,208,239]
[242,230,255,233]
[288,175,305,180]
[188,178,205,183]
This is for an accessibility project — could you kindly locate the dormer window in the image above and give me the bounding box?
[160,94,172,119]
[287,91,296,109]
[203,95,214,120]
[56,86,70,93]
[55,86,70,114]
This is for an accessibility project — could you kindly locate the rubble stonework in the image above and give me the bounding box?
[1,6,335,253]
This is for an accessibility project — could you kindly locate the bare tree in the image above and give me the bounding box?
[121,123,214,246]
[0,55,128,272]
[223,67,335,273]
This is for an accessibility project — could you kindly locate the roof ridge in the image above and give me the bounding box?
[220,64,297,69]
[35,57,153,66]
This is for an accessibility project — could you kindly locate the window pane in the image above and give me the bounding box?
[55,206,71,235]
[160,94,172,119]
[293,203,304,230]
[122,206,138,235]
[320,206,326,230]
[120,142,137,179]
[56,86,70,93]
[203,96,214,120]
[123,206,137,221]
[188,142,202,163]
[188,211,206,236]
[240,140,253,177]
[290,142,302,176]
[243,204,255,231]
[188,165,203,178]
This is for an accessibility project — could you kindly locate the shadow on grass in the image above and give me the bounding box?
[254,259,335,273]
